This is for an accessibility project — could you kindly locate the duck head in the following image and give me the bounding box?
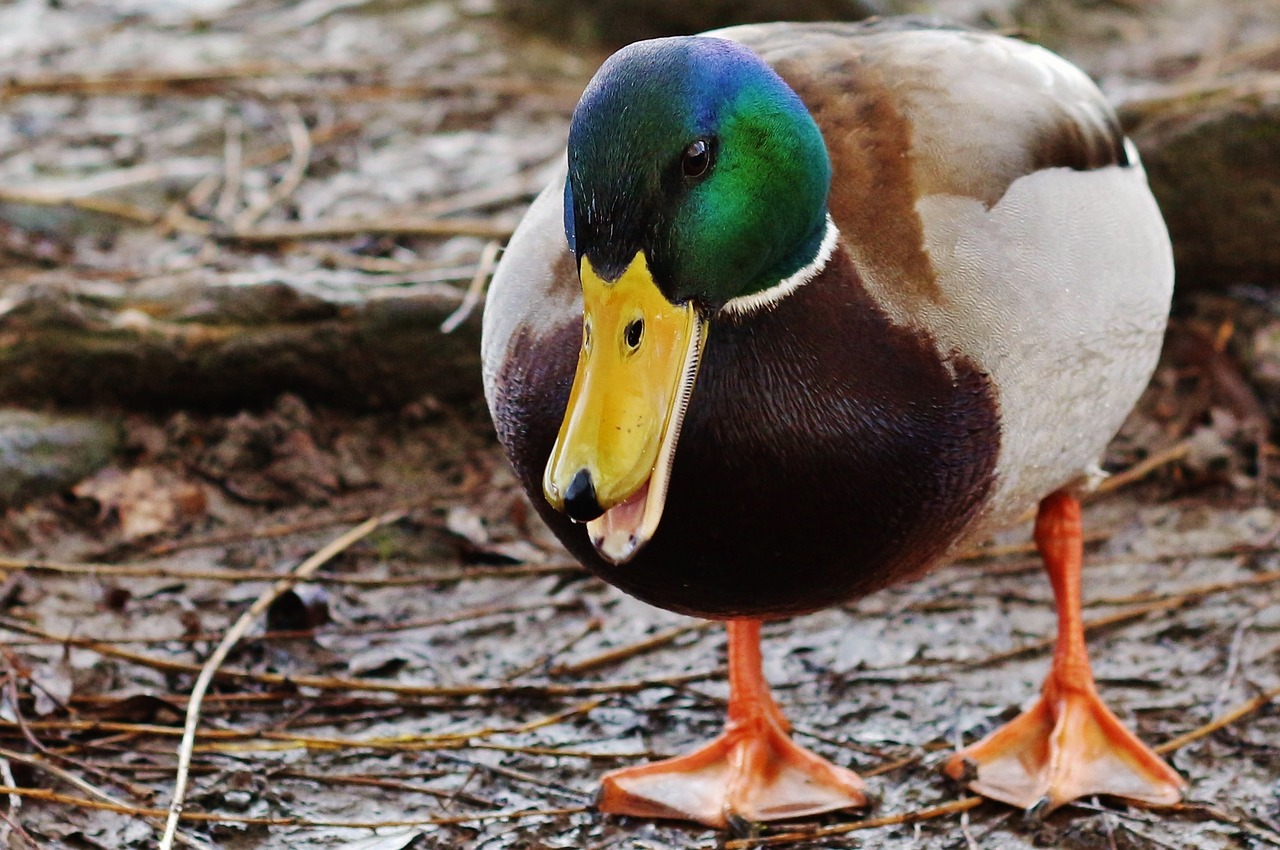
[543,35,832,564]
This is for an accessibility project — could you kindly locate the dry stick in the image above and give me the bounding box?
[158,511,400,850]
[274,770,498,809]
[0,190,514,245]
[4,601,568,650]
[961,567,1280,671]
[549,621,716,677]
[0,747,207,850]
[954,530,1113,563]
[420,167,546,218]
[198,698,604,755]
[0,615,718,699]
[1173,803,1280,848]
[0,188,163,225]
[0,671,155,801]
[440,239,501,333]
[1090,439,1194,496]
[145,503,409,555]
[0,66,583,102]
[213,115,244,224]
[1091,566,1280,608]
[0,785,586,828]
[233,102,311,230]
[958,438,1197,556]
[1156,682,1280,754]
[175,118,362,226]
[504,618,603,682]
[0,754,16,849]
[218,214,518,243]
[9,682,1280,837]
[724,797,986,849]
[0,62,367,97]
[0,556,580,586]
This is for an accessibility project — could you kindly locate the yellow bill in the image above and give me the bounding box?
[543,252,707,564]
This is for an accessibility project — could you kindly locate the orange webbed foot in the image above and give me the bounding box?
[945,491,1185,813]
[944,676,1185,811]
[598,621,867,828]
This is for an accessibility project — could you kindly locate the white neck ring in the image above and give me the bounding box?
[720,214,839,317]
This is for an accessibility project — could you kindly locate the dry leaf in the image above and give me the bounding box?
[74,467,207,540]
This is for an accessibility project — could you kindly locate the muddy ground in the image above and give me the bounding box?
[0,1,1279,849]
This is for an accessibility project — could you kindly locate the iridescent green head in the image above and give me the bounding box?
[564,35,832,309]
[543,37,833,563]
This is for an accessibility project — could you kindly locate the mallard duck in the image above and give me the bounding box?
[482,18,1186,828]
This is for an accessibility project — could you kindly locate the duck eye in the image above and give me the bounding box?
[682,138,712,178]
[624,318,644,350]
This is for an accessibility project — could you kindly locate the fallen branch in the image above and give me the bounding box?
[215,214,519,244]
[549,621,716,677]
[1156,682,1280,754]
[158,511,401,850]
[233,102,311,230]
[0,615,718,700]
[0,66,583,104]
[0,747,206,849]
[3,601,571,650]
[0,785,586,828]
[1091,439,1195,497]
[440,239,501,333]
[0,556,581,587]
[723,797,985,848]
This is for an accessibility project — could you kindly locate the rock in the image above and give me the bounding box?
[0,410,120,506]
[1123,77,1280,291]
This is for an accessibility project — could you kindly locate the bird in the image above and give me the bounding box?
[481,18,1186,829]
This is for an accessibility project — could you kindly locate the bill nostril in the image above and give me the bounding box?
[563,469,604,522]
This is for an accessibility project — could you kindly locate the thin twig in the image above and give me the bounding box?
[213,115,244,224]
[504,617,602,682]
[144,505,420,555]
[1171,803,1280,847]
[176,119,361,223]
[3,601,569,649]
[1091,439,1194,496]
[0,752,16,849]
[158,511,401,850]
[275,769,498,809]
[440,239,501,333]
[0,67,584,103]
[723,797,985,848]
[960,597,1188,671]
[421,167,547,218]
[0,188,168,225]
[198,698,604,755]
[0,670,154,801]
[0,747,206,849]
[1156,682,1280,754]
[233,102,312,230]
[549,621,715,677]
[0,556,580,586]
[217,214,518,243]
[0,615,719,700]
[0,785,586,828]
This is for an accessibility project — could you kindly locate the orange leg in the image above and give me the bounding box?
[945,491,1186,812]
[598,620,867,828]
